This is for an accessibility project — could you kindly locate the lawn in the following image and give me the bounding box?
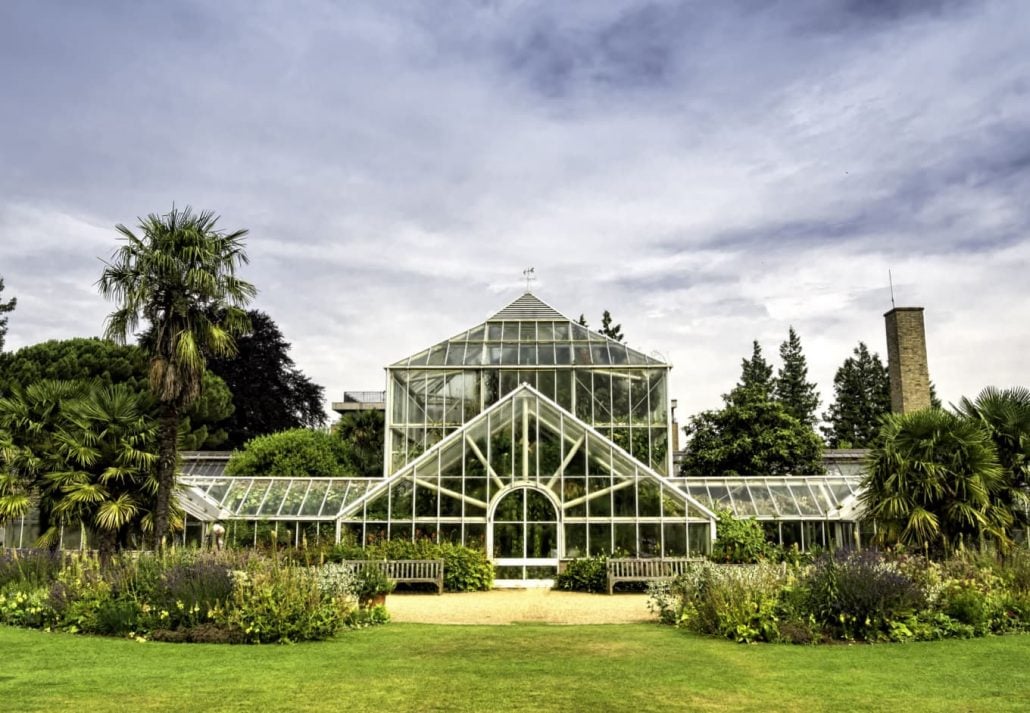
[2,624,1027,712]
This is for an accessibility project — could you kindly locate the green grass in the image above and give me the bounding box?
[2,624,1028,712]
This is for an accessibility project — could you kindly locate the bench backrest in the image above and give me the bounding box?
[341,559,444,580]
[607,558,699,578]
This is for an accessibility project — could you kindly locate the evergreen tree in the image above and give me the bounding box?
[729,340,775,402]
[0,277,16,353]
[98,206,255,548]
[821,342,891,448]
[681,397,824,476]
[576,314,588,327]
[774,327,820,425]
[206,310,326,449]
[599,310,624,342]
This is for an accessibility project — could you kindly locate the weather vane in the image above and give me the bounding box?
[523,267,536,292]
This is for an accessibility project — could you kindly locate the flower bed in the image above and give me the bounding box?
[0,549,384,643]
[648,548,1030,643]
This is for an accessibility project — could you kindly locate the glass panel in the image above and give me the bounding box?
[298,481,329,516]
[439,477,463,517]
[465,343,484,366]
[427,346,446,366]
[790,483,823,516]
[502,322,518,340]
[239,481,271,516]
[614,523,636,555]
[688,523,710,556]
[527,523,558,558]
[587,477,611,516]
[538,322,554,341]
[414,480,438,517]
[639,523,661,557]
[493,524,521,557]
[444,342,466,365]
[526,489,556,521]
[662,523,687,556]
[637,480,661,517]
[321,481,349,516]
[564,524,587,558]
[389,481,413,519]
[494,489,524,522]
[768,485,799,517]
[519,322,536,341]
[588,523,612,555]
[613,482,635,517]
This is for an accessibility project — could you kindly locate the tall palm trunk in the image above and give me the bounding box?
[153,403,180,550]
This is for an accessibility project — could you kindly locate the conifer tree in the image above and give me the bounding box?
[774,327,820,425]
[730,340,775,402]
[0,277,16,353]
[599,310,624,342]
[821,342,891,448]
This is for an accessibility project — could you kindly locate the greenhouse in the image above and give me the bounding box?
[1,292,871,575]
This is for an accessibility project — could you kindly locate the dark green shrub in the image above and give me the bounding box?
[712,510,772,564]
[437,543,493,592]
[554,556,607,593]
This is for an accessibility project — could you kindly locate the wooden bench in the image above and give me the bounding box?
[605,558,702,595]
[342,559,445,594]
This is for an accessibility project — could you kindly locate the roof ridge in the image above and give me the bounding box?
[489,292,569,321]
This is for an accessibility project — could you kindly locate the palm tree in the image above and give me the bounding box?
[956,386,1030,525]
[0,380,89,547]
[97,206,255,548]
[861,408,1012,553]
[49,384,159,558]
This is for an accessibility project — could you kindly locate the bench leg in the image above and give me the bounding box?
[608,577,614,595]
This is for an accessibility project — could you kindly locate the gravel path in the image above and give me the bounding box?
[386,589,654,625]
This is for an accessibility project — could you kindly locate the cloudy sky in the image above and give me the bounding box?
[1,0,1028,424]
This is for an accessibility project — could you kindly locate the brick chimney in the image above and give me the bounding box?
[884,307,932,413]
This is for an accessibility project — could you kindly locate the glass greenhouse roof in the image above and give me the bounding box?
[179,452,230,478]
[390,293,666,368]
[668,476,864,520]
[179,476,381,520]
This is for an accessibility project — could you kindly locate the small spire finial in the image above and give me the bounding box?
[889,269,896,309]
[523,267,536,292]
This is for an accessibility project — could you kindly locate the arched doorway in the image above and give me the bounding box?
[488,486,561,583]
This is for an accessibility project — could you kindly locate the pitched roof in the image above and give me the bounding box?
[489,293,569,321]
[390,293,667,368]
